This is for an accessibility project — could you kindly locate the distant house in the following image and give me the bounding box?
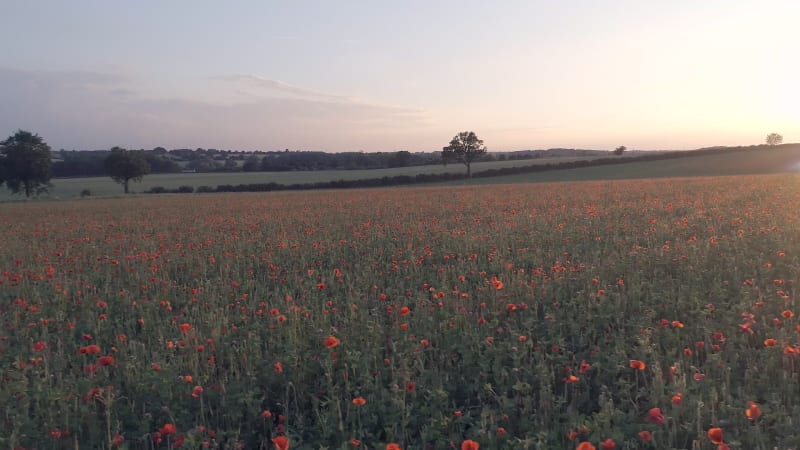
[181,169,197,173]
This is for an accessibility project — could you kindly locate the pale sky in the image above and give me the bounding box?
[1,0,797,152]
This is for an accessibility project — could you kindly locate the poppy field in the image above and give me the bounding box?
[2,175,799,450]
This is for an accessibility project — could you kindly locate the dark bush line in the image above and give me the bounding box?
[145,185,195,194]
[142,145,793,195]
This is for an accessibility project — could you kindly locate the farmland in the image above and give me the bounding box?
[2,175,800,449]
[0,157,602,200]
[4,145,799,201]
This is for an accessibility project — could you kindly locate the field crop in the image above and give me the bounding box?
[0,157,598,199]
[1,175,800,450]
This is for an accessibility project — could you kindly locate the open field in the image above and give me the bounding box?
[445,145,800,186]
[0,157,600,200]
[5,146,799,202]
[2,175,800,449]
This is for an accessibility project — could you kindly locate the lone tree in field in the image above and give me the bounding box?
[613,145,626,156]
[0,130,53,197]
[442,131,487,177]
[105,147,151,193]
[766,133,783,146]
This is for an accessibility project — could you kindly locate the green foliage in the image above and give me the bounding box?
[766,133,783,146]
[0,129,53,197]
[2,176,800,448]
[442,131,487,177]
[104,147,151,193]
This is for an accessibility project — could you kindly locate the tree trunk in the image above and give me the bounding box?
[466,162,471,178]
[25,181,31,198]
[124,179,129,194]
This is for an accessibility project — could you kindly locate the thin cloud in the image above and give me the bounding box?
[214,74,351,102]
[0,67,434,151]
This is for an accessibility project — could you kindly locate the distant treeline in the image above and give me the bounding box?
[52,147,615,178]
[144,144,787,195]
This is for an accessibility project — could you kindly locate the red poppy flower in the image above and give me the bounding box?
[599,438,615,450]
[461,439,479,450]
[746,401,762,421]
[33,341,46,352]
[567,431,578,441]
[97,355,115,367]
[630,360,646,371]
[86,344,101,354]
[638,431,652,442]
[707,427,723,445]
[386,444,401,450]
[352,397,366,406]
[324,336,340,349]
[647,407,666,425]
[272,436,289,450]
[492,276,504,290]
[191,386,204,398]
[576,443,595,450]
[160,423,176,436]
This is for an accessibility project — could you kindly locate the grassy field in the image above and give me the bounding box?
[0,157,599,200]
[444,145,800,186]
[2,175,800,449]
[3,146,799,201]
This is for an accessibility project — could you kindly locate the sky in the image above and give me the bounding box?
[0,0,798,152]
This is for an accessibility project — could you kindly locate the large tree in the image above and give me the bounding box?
[105,147,151,193]
[766,133,783,146]
[0,130,53,197]
[442,131,487,177]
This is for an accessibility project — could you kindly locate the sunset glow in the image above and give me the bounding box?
[1,0,797,151]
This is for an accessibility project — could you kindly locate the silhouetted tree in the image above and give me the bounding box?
[766,133,783,146]
[242,155,262,172]
[221,159,239,172]
[105,147,150,193]
[0,130,53,197]
[442,131,487,177]
[186,157,221,172]
[388,150,412,168]
[614,145,626,156]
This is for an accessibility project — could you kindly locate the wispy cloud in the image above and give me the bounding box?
[213,74,351,102]
[0,67,434,151]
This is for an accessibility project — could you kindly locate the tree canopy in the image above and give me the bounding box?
[104,147,151,193]
[766,133,783,146]
[0,130,53,197]
[442,131,487,177]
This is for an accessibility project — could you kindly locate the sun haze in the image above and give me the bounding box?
[0,0,796,151]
